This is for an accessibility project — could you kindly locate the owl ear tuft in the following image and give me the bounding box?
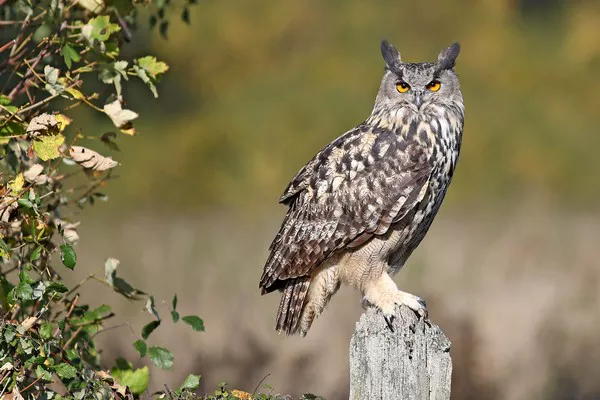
[380,39,402,71]
[437,42,461,71]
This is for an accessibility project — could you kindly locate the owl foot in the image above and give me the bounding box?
[362,273,428,332]
[379,291,427,331]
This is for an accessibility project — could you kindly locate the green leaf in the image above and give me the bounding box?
[54,362,77,379]
[0,121,26,142]
[133,339,147,357]
[111,366,149,395]
[19,267,35,284]
[141,320,160,340]
[114,357,131,371]
[0,95,11,105]
[4,326,16,342]
[182,315,204,332]
[18,198,34,209]
[30,245,43,261]
[65,349,79,361]
[46,281,68,294]
[172,294,178,310]
[104,258,146,299]
[93,304,111,315]
[61,44,81,69]
[136,56,169,79]
[32,135,65,161]
[171,310,179,323]
[301,394,326,400]
[19,337,33,354]
[39,322,53,339]
[0,239,11,259]
[132,65,157,98]
[98,61,128,97]
[180,374,201,391]
[60,243,76,269]
[148,346,173,370]
[15,281,33,300]
[84,16,120,42]
[36,365,53,381]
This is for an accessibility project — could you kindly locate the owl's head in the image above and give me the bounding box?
[375,40,462,112]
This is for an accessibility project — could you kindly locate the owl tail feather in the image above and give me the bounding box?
[276,277,310,335]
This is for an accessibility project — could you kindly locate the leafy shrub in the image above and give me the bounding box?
[0,0,324,398]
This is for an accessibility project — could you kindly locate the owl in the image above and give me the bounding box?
[259,40,464,336]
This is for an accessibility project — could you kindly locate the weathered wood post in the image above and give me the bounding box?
[349,305,452,400]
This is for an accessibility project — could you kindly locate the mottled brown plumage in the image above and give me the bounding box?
[259,40,465,335]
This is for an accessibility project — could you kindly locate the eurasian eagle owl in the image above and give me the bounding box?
[259,40,464,336]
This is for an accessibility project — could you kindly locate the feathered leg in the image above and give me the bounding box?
[296,264,341,336]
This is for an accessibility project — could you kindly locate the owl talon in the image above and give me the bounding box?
[406,295,428,319]
[384,314,395,332]
[361,296,373,310]
[413,296,428,318]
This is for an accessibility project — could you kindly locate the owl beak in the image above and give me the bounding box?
[414,91,424,109]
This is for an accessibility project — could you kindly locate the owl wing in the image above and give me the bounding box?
[260,122,433,293]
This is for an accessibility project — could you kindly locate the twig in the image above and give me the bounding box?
[91,322,136,339]
[163,385,175,400]
[21,376,42,393]
[10,12,32,58]
[53,294,79,336]
[0,40,16,53]
[252,373,271,396]
[62,326,82,349]
[16,79,82,116]
[10,303,20,321]
[0,376,11,398]
[7,42,49,99]
[15,91,60,115]
[12,33,33,57]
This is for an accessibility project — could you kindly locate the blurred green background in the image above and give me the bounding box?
[71,0,600,399]
[78,0,600,213]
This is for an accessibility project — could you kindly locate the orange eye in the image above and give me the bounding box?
[396,81,410,93]
[427,80,441,92]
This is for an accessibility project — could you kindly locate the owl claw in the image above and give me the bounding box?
[384,314,395,332]
[360,296,373,310]
[413,296,428,319]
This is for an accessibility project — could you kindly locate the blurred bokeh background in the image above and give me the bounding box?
[68,0,600,399]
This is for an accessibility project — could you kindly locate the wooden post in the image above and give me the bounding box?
[349,305,452,400]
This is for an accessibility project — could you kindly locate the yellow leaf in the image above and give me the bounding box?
[65,87,85,100]
[33,135,65,161]
[7,174,24,195]
[55,114,72,132]
[78,0,105,13]
[231,390,252,399]
[120,126,136,136]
